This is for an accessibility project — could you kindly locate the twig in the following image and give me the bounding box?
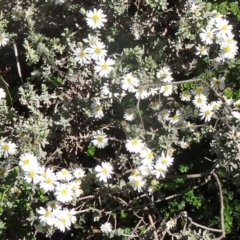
[188,216,222,233]
[127,219,143,240]
[13,42,23,84]
[147,212,159,240]
[212,172,226,238]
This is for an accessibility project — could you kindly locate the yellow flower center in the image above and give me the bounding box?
[221,25,228,31]
[96,105,102,111]
[101,63,109,70]
[205,110,211,116]
[79,51,85,57]
[215,79,220,85]
[196,88,203,94]
[92,14,100,22]
[127,77,132,84]
[131,139,139,146]
[164,85,169,91]
[97,136,103,142]
[2,144,9,151]
[47,178,53,184]
[62,169,69,176]
[161,158,167,164]
[134,180,141,187]
[60,189,68,195]
[29,171,36,178]
[223,45,231,53]
[206,32,212,38]
[147,152,153,160]
[45,211,52,217]
[102,168,109,174]
[23,159,30,165]
[173,115,179,121]
[95,47,102,54]
[0,35,2,41]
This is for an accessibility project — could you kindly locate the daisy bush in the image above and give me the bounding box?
[0,0,240,239]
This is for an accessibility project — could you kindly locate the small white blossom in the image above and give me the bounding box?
[0,141,17,158]
[199,104,214,122]
[86,9,107,29]
[121,73,139,92]
[100,222,112,234]
[91,130,108,148]
[94,58,115,77]
[95,162,113,183]
[126,138,144,153]
[124,108,135,121]
[91,100,104,119]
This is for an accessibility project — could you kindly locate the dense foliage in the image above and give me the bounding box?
[0,0,240,239]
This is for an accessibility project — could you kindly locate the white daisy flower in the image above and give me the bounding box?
[157,152,174,168]
[153,162,167,178]
[150,100,161,110]
[199,27,215,45]
[37,206,56,226]
[156,66,173,82]
[211,75,225,90]
[94,58,115,77]
[86,9,107,29]
[128,169,140,182]
[55,183,74,203]
[83,34,99,45]
[220,42,238,59]
[39,169,57,192]
[73,168,85,179]
[73,47,91,65]
[91,100,104,119]
[180,90,191,101]
[19,153,38,171]
[124,108,135,121]
[170,110,182,125]
[46,201,62,212]
[101,83,113,98]
[125,138,144,153]
[0,141,17,158]
[121,73,139,92]
[130,175,146,192]
[100,222,113,234]
[70,181,82,197]
[138,165,153,176]
[192,85,209,96]
[0,88,6,100]
[160,84,173,96]
[196,45,209,56]
[12,9,22,21]
[54,209,71,232]
[0,33,9,47]
[135,86,149,99]
[211,100,222,111]
[66,208,77,224]
[158,109,170,121]
[140,148,154,166]
[216,19,233,37]
[95,162,114,183]
[166,219,176,230]
[24,169,41,184]
[199,104,214,122]
[91,130,108,149]
[193,94,208,108]
[56,168,73,182]
[89,41,107,61]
